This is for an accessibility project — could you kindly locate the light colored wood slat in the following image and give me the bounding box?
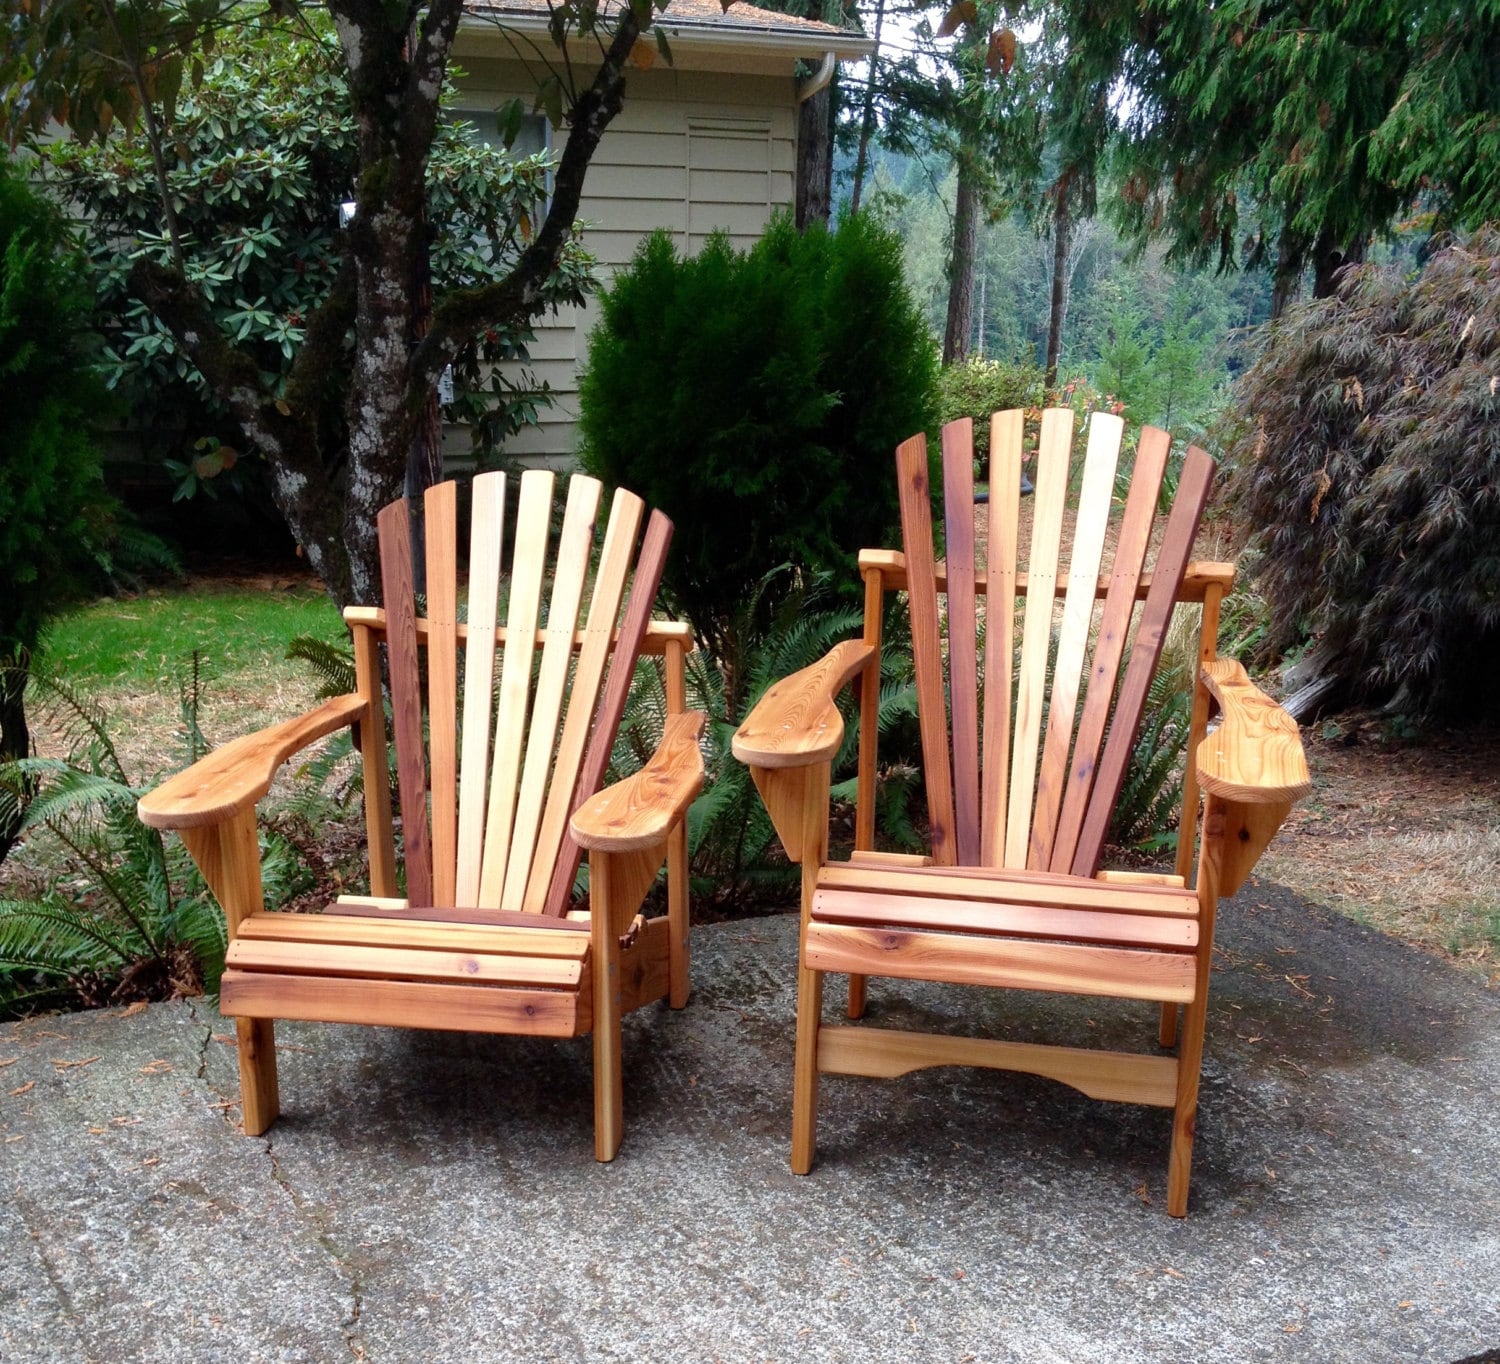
[377,497,431,907]
[981,408,1024,867]
[942,419,981,865]
[522,488,646,913]
[456,470,506,906]
[571,711,705,852]
[895,432,957,865]
[855,550,1237,603]
[1049,427,1170,873]
[818,863,1198,917]
[816,1026,1178,1106]
[501,476,603,911]
[424,481,460,908]
[543,508,675,917]
[226,939,584,989]
[845,850,934,868]
[1071,445,1217,876]
[731,640,873,768]
[137,694,365,830]
[218,971,583,1037]
[342,608,692,655]
[478,469,556,906]
[233,911,591,959]
[802,923,1197,1003]
[350,622,397,897]
[810,888,1199,950]
[1005,406,1075,868]
[1096,870,1187,887]
[1028,413,1126,869]
[1196,658,1311,803]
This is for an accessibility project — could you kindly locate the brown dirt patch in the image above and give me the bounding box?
[1257,716,1500,984]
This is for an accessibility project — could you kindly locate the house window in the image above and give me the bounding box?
[686,119,774,249]
[450,107,551,159]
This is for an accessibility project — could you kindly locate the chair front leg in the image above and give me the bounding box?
[666,817,690,1010]
[589,849,626,1162]
[180,808,280,1135]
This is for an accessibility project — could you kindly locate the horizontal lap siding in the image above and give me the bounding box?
[446,63,797,466]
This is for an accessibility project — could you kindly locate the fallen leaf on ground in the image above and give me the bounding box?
[11,1081,35,1096]
[51,1056,101,1071]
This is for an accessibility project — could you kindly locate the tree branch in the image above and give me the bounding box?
[409,4,643,400]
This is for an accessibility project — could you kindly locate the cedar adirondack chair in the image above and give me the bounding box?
[138,471,705,1161]
[732,409,1310,1215]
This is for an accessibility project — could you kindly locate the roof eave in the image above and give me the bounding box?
[459,10,876,61]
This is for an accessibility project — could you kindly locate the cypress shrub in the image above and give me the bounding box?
[578,212,938,692]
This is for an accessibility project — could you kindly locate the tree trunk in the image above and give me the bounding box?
[1270,224,1307,320]
[1313,229,1366,299]
[796,82,834,230]
[1044,182,1072,390]
[0,652,31,863]
[849,0,886,216]
[943,163,980,364]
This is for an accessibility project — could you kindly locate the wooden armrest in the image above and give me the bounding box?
[137,693,368,831]
[570,710,707,852]
[1195,659,1312,803]
[731,640,874,769]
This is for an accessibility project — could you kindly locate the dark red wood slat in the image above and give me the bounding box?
[542,508,675,916]
[377,498,432,907]
[896,433,958,865]
[1048,426,1170,872]
[942,420,981,867]
[1069,445,1216,877]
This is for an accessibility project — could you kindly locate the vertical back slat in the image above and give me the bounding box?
[477,470,555,905]
[1069,444,1216,876]
[500,475,603,911]
[1004,407,1074,868]
[424,482,459,907]
[522,488,645,914]
[376,498,432,907]
[543,508,674,917]
[1027,413,1125,869]
[980,409,1024,866]
[896,433,958,866]
[455,471,506,906]
[1049,426,1169,872]
[942,419,981,867]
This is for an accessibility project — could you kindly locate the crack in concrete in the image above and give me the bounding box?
[11,1188,84,1330]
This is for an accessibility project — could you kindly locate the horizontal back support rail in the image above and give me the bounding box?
[344,607,693,657]
[858,551,1234,604]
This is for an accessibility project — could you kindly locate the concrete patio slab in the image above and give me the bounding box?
[2,882,1497,1363]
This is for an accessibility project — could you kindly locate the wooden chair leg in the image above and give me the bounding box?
[846,973,867,1020]
[791,964,824,1174]
[1158,1001,1179,1048]
[1166,992,1209,1216]
[236,1017,280,1136]
[591,852,624,1162]
[666,820,690,1010]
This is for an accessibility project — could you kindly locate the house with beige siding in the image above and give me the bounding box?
[448,0,872,465]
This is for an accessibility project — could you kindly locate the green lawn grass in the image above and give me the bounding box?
[44,583,345,691]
